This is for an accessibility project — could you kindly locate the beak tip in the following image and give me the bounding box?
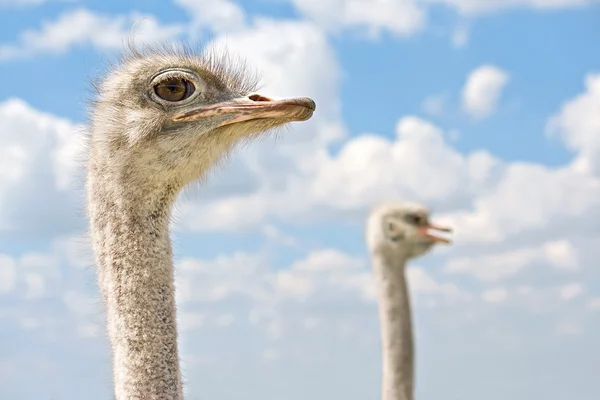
[305,98,316,111]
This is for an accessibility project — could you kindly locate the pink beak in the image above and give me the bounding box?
[416,224,453,244]
[172,95,316,127]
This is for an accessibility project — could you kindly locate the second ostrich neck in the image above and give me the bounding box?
[373,251,414,400]
[89,178,183,400]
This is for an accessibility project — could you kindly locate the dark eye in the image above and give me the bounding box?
[404,214,424,225]
[154,78,195,102]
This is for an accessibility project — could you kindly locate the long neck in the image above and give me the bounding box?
[88,175,183,400]
[372,250,414,400]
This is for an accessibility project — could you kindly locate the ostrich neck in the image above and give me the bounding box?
[88,175,183,400]
[372,251,414,400]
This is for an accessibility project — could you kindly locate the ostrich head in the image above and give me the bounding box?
[88,46,316,193]
[366,201,452,260]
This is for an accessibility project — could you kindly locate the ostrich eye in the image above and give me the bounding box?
[404,214,424,225]
[154,78,195,102]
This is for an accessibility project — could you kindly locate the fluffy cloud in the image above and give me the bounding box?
[445,239,578,282]
[289,0,426,38]
[177,247,468,305]
[451,24,470,48]
[0,98,83,235]
[439,162,600,248]
[421,93,448,116]
[174,0,246,34]
[1,6,599,400]
[0,16,346,236]
[0,0,47,6]
[168,67,600,318]
[437,72,600,250]
[287,0,597,37]
[179,78,600,259]
[0,0,56,6]
[0,8,184,61]
[547,73,600,177]
[0,255,17,293]
[559,283,584,300]
[0,235,100,333]
[423,0,596,15]
[179,114,499,233]
[461,65,510,119]
[481,287,508,303]
[175,17,346,231]
[175,248,370,309]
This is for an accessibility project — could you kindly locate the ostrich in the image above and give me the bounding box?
[365,202,452,400]
[85,45,316,400]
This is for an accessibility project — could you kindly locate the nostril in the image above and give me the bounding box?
[248,94,272,102]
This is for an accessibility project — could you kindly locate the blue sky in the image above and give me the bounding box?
[0,0,599,399]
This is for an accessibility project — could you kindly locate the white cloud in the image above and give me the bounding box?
[2,53,592,288]
[289,0,426,38]
[176,17,346,231]
[0,237,103,352]
[547,73,600,177]
[0,9,599,399]
[462,65,510,119]
[216,313,235,327]
[172,248,377,341]
[0,8,183,61]
[175,246,464,317]
[451,24,469,48]
[261,224,299,248]
[0,98,83,235]
[481,287,508,303]
[556,322,582,335]
[179,101,599,258]
[279,249,371,301]
[273,271,314,301]
[406,267,461,296]
[77,323,100,338]
[295,116,498,218]
[559,283,584,300]
[423,0,596,15]
[53,236,94,270]
[589,298,600,310]
[445,239,579,282]
[0,250,63,303]
[290,249,364,272]
[174,0,246,34]
[24,273,45,299]
[422,93,447,116]
[175,252,269,304]
[178,312,205,332]
[438,163,600,247]
[543,240,579,270]
[0,0,57,6]
[0,254,17,293]
[62,289,101,316]
[175,248,367,307]
[171,244,472,353]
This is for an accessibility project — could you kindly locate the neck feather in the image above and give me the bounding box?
[88,172,183,400]
[371,249,414,400]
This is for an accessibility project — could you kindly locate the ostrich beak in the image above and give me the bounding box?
[172,95,316,126]
[417,224,453,244]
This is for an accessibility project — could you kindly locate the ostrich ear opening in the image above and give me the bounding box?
[384,217,404,242]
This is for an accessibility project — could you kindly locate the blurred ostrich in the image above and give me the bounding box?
[85,45,316,400]
[365,202,452,400]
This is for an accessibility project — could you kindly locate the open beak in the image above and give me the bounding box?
[417,224,453,244]
[172,94,316,127]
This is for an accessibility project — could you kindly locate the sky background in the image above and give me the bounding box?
[0,0,599,399]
